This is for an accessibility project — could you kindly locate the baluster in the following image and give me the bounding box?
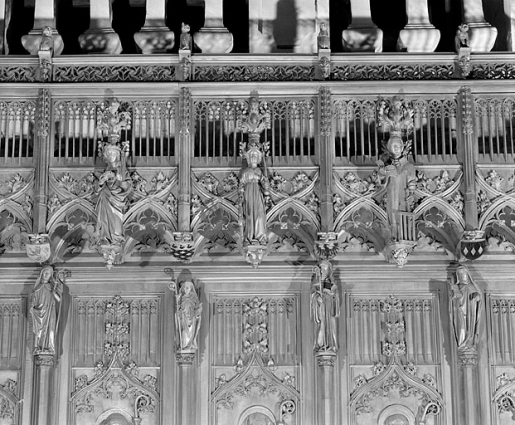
[342,0,382,52]
[134,0,174,53]
[398,0,440,52]
[460,0,497,51]
[79,0,122,54]
[21,0,64,55]
[193,0,233,53]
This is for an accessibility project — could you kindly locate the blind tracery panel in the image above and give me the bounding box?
[53,99,177,166]
[193,98,316,166]
[333,98,457,165]
[0,101,36,167]
[475,98,515,163]
[72,296,161,368]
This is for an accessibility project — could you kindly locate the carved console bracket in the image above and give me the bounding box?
[318,51,331,80]
[388,240,416,268]
[456,47,471,78]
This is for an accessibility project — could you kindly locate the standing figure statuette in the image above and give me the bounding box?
[310,260,340,353]
[30,265,64,354]
[174,281,202,352]
[449,265,483,351]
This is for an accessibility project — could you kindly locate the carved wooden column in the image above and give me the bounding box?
[449,265,483,425]
[318,87,333,232]
[30,266,68,425]
[315,354,336,425]
[33,89,51,235]
[460,0,497,51]
[193,0,233,53]
[133,0,174,53]
[398,0,440,52]
[78,0,122,54]
[458,86,478,230]
[341,0,382,52]
[32,355,55,425]
[311,260,339,425]
[21,0,63,55]
[176,353,196,425]
[171,278,201,425]
[169,88,195,262]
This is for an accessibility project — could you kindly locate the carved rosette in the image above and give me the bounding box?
[319,87,331,137]
[180,87,191,135]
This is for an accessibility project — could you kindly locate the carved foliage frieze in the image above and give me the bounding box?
[53,65,176,83]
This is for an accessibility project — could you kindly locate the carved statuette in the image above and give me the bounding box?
[30,265,66,355]
[172,280,202,352]
[237,97,271,267]
[179,23,192,51]
[310,260,340,353]
[318,22,330,50]
[455,24,469,53]
[93,99,132,268]
[39,27,54,53]
[449,265,483,357]
[377,98,416,243]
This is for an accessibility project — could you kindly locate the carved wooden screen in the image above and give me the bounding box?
[69,295,161,425]
[347,294,444,425]
[193,98,316,166]
[333,98,457,165]
[475,98,515,163]
[53,99,177,166]
[0,101,36,167]
[488,296,515,424]
[0,299,25,425]
[210,295,300,425]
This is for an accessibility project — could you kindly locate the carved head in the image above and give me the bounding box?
[320,22,326,31]
[103,144,122,168]
[245,146,263,167]
[42,26,52,37]
[40,265,54,283]
[456,265,471,284]
[387,134,404,159]
[181,23,190,34]
[181,281,196,295]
